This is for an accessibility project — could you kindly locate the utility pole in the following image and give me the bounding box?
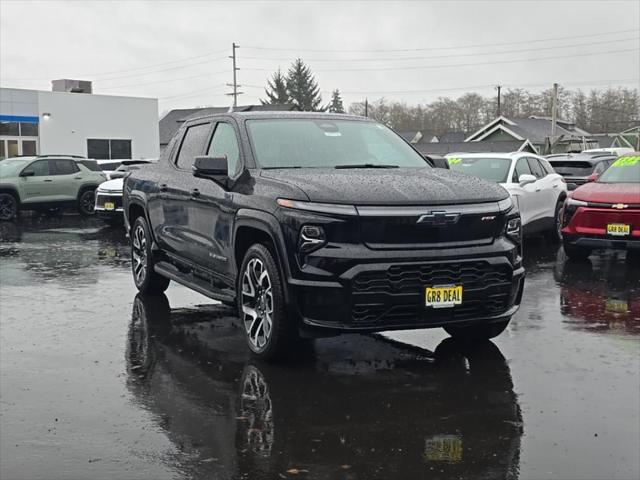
[495,85,502,117]
[364,98,368,117]
[550,82,559,153]
[226,42,242,109]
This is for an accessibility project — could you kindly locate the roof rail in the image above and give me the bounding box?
[36,154,86,159]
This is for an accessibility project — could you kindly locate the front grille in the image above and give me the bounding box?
[352,294,510,324]
[353,261,511,294]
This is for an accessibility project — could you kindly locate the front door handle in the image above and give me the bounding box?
[553,184,558,188]
[74,177,82,180]
[191,189,201,198]
[159,184,168,192]
[43,179,53,182]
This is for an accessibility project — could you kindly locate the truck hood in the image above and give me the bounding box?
[260,168,508,205]
[572,182,640,205]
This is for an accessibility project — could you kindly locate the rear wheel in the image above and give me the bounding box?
[78,189,96,216]
[563,242,591,260]
[0,193,18,221]
[131,216,170,293]
[444,318,510,342]
[238,244,296,360]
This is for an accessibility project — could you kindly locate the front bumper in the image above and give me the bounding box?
[285,241,525,333]
[95,191,123,221]
[562,234,640,250]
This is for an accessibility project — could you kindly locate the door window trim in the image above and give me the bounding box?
[206,120,244,180]
[172,121,214,172]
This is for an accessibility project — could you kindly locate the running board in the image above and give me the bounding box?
[154,261,235,304]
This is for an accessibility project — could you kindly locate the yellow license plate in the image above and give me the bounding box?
[606,223,630,236]
[104,202,115,211]
[425,285,463,308]
[605,299,628,314]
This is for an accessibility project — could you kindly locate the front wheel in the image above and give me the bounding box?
[238,244,296,360]
[0,193,18,221]
[78,189,96,216]
[444,318,510,342]
[131,216,170,294]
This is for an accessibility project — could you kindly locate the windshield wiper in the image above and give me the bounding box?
[334,164,399,169]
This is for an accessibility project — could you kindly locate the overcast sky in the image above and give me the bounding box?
[1,0,639,116]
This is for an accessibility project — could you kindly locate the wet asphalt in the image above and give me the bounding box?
[0,217,638,480]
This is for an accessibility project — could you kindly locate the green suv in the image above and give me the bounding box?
[0,155,106,221]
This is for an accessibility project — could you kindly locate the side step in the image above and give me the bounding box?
[154,261,235,304]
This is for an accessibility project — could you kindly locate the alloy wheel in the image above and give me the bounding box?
[241,258,273,350]
[0,195,16,221]
[132,224,148,284]
[80,191,95,214]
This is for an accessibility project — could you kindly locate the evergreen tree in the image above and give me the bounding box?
[286,58,322,111]
[261,69,290,105]
[327,89,345,113]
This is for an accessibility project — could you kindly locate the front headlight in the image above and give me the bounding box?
[562,198,587,227]
[505,216,522,244]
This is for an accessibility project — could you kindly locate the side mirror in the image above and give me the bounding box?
[20,170,35,177]
[193,155,228,185]
[518,174,536,186]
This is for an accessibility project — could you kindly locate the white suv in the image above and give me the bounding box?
[447,152,567,240]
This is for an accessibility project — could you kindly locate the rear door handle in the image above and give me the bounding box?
[191,189,201,198]
[159,184,168,192]
[43,179,53,182]
[553,184,558,188]
[74,177,82,180]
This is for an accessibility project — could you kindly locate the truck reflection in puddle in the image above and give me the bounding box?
[555,252,640,335]
[127,294,523,480]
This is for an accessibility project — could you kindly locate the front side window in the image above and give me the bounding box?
[513,157,532,182]
[247,119,428,169]
[527,158,545,179]
[447,157,512,183]
[176,123,211,170]
[25,160,50,176]
[207,123,240,176]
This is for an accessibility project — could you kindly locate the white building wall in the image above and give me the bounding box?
[0,88,39,117]
[37,91,159,158]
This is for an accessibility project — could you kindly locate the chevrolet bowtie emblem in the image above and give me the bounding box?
[612,203,628,209]
[417,211,461,225]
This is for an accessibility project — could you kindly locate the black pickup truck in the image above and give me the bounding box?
[124,112,524,359]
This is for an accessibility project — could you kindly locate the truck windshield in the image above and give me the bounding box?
[597,156,640,183]
[447,157,511,183]
[246,119,428,169]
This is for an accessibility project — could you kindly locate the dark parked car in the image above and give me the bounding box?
[123,112,525,359]
[546,153,617,190]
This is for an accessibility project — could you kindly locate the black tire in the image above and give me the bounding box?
[444,318,510,342]
[131,216,170,294]
[545,200,564,243]
[238,243,296,360]
[0,192,19,221]
[78,188,96,216]
[563,242,591,260]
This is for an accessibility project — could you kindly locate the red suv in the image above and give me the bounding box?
[561,153,640,259]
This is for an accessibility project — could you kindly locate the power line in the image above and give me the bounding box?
[98,70,230,90]
[243,47,639,73]
[239,37,638,63]
[242,28,639,53]
[94,57,229,83]
[159,84,228,100]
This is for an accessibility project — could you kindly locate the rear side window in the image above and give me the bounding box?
[79,160,102,172]
[512,157,532,182]
[527,157,545,178]
[50,159,79,175]
[207,123,241,176]
[176,123,211,170]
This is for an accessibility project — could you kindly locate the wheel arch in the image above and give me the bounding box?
[0,186,21,203]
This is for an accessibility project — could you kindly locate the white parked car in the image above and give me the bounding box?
[447,152,567,240]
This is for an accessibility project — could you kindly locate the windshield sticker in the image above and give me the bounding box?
[611,156,640,167]
[448,158,462,165]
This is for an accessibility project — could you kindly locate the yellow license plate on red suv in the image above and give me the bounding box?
[606,223,630,236]
[426,285,463,308]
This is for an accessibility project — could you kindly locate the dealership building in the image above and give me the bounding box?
[0,80,159,160]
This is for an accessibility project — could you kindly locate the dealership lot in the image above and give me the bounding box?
[0,217,638,480]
